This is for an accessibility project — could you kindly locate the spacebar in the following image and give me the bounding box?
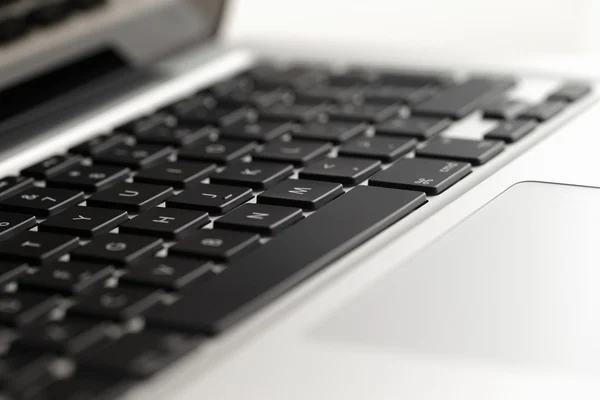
[147,186,427,335]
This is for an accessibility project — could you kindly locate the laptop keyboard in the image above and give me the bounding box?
[0,61,591,399]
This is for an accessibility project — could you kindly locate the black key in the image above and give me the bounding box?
[215,204,303,235]
[0,211,36,241]
[412,79,510,119]
[46,165,130,192]
[20,262,113,295]
[220,120,294,142]
[292,121,368,143]
[69,134,129,156]
[259,101,327,122]
[0,262,28,286]
[116,112,176,135]
[135,125,212,147]
[211,162,293,189]
[87,182,173,212]
[548,83,591,102]
[93,143,173,169]
[258,179,343,210]
[0,176,34,200]
[147,186,426,334]
[120,208,209,239]
[166,184,253,215]
[0,17,29,44]
[211,79,290,108]
[299,157,381,185]
[21,155,82,179]
[70,234,163,266]
[484,120,538,143]
[134,160,215,189]
[375,116,452,140]
[44,370,129,400]
[327,102,400,122]
[178,138,256,164]
[370,158,472,195]
[254,140,332,166]
[170,229,260,261]
[517,101,567,121]
[121,257,213,290]
[360,84,438,104]
[30,2,71,25]
[71,285,162,320]
[338,136,417,162]
[250,64,327,89]
[482,98,529,119]
[39,207,128,237]
[173,101,253,127]
[0,291,58,327]
[376,69,454,86]
[295,85,361,103]
[0,187,84,217]
[78,330,199,378]
[416,137,505,166]
[0,348,58,399]
[0,232,79,264]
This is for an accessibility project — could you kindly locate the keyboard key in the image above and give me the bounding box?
[0,211,36,241]
[295,84,361,103]
[292,121,368,143]
[375,116,452,140]
[86,182,173,212]
[178,138,256,164]
[121,257,213,290]
[71,285,162,320]
[93,143,173,169]
[220,120,294,142]
[214,204,303,235]
[0,176,34,200]
[249,64,327,89]
[0,291,58,327]
[484,120,538,143]
[1,187,84,217]
[44,370,128,400]
[134,160,215,189]
[518,101,567,121]
[20,262,113,295]
[47,165,130,192]
[169,229,260,261]
[210,161,294,189]
[0,232,79,264]
[39,207,128,237]
[375,69,454,86]
[360,84,438,104]
[173,102,253,127]
[338,136,417,162]
[0,262,28,286]
[482,98,529,119]
[30,2,71,25]
[259,101,327,122]
[370,158,472,195]
[416,137,505,165]
[69,134,129,156]
[0,347,58,399]
[254,140,332,166]
[166,184,253,215]
[116,112,176,135]
[299,157,381,185]
[147,186,426,334]
[135,125,212,147]
[327,102,400,122]
[120,208,209,239]
[21,155,82,179]
[547,83,591,102]
[70,234,163,266]
[258,179,343,210]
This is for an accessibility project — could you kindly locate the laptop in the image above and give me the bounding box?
[1,1,599,399]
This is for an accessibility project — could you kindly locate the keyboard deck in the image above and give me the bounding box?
[0,61,591,399]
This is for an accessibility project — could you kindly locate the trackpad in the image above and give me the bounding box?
[316,182,600,373]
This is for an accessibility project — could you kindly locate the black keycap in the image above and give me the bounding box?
[39,207,128,237]
[166,184,253,215]
[548,83,591,102]
[0,262,28,286]
[292,121,368,143]
[299,157,381,185]
[30,2,71,25]
[518,101,567,121]
[327,102,400,122]
[69,134,129,156]
[375,116,452,140]
[147,186,426,334]
[259,101,327,122]
[220,120,294,142]
[215,204,303,235]
[249,64,327,89]
[120,208,209,239]
[20,262,113,295]
[412,79,511,119]
[258,179,343,210]
[87,182,173,212]
[295,84,361,103]
[375,69,454,86]
[338,136,417,162]
[135,125,212,147]
[121,257,213,290]
[484,120,538,143]
[93,143,173,169]
[178,138,256,164]
[116,112,176,135]
[211,161,294,189]
[370,157,472,195]
[0,232,79,264]
[0,17,29,44]
[78,330,199,378]
[21,155,82,179]
[134,160,215,189]
[47,165,130,192]
[0,291,58,327]
[173,102,253,127]
[44,370,128,400]
[482,98,529,119]
[416,137,505,166]
[170,229,260,261]
[254,140,332,166]
[71,234,163,266]
[0,211,36,241]
[1,187,84,217]
[360,84,438,104]
[0,176,34,200]
[71,285,162,320]
[0,347,58,399]
[212,79,290,108]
